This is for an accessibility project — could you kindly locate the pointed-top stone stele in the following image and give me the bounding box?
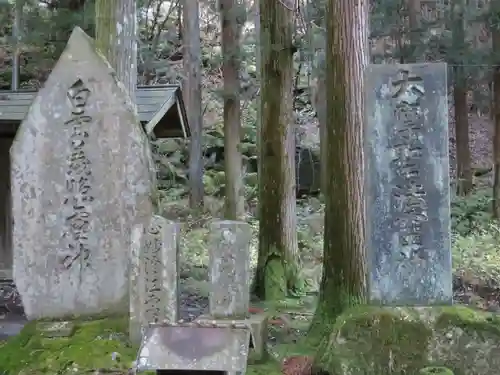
[11,27,154,320]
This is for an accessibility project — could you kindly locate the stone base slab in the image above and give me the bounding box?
[195,313,268,364]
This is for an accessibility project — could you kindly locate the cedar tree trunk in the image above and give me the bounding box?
[220,0,245,219]
[252,0,301,300]
[309,0,369,339]
[183,0,204,209]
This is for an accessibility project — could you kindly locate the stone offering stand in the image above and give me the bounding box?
[130,217,268,374]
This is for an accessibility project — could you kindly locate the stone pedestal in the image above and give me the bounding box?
[136,322,250,374]
[195,313,268,363]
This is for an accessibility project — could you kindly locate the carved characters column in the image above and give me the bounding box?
[61,80,94,269]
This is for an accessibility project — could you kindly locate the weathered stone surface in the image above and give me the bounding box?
[315,305,500,375]
[10,27,154,320]
[129,215,180,344]
[208,220,252,319]
[37,321,75,337]
[136,324,250,372]
[364,63,452,305]
[246,312,269,363]
[196,313,269,364]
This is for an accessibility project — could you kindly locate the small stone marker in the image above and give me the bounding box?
[196,219,268,363]
[10,26,154,320]
[364,63,452,305]
[208,220,252,319]
[37,321,75,338]
[129,215,180,344]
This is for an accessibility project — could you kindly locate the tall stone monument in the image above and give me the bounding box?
[10,27,154,319]
[364,63,452,305]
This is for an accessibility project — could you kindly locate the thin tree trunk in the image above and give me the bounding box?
[311,69,327,196]
[143,1,179,84]
[11,0,24,91]
[95,0,137,99]
[220,0,244,219]
[493,14,500,217]
[310,0,368,338]
[490,81,495,123]
[183,0,204,209]
[454,66,473,196]
[452,1,472,196]
[177,2,182,41]
[252,0,301,300]
[254,0,261,180]
[94,0,154,231]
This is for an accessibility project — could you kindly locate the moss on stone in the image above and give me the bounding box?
[263,256,287,300]
[247,359,283,375]
[315,305,432,375]
[314,305,500,375]
[0,316,137,374]
[434,305,500,335]
[419,366,455,375]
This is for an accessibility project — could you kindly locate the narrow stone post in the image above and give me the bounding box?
[208,220,252,319]
[129,215,180,344]
[201,220,268,362]
[129,223,144,345]
[196,220,267,363]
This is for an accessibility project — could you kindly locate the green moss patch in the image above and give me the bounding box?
[0,316,137,374]
[315,305,500,375]
[419,367,455,375]
[247,359,283,375]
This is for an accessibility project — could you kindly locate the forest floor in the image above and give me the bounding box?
[448,112,493,175]
[0,200,498,375]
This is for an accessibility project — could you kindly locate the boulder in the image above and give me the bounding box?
[314,305,500,375]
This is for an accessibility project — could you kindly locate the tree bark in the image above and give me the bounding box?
[254,0,261,180]
[94,0,154,236]
[454,66,473,196]
[252,0,301,300]
[220,0,245,220]
[11,0,24,91]
[452,1,472,196]
[311,64,327,196]
[183,0,204,209]
[310,0,368,338]
[493,9,500,217]
[95,0,137,99]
